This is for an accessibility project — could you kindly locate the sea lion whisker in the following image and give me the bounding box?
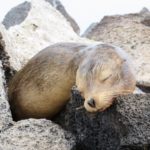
[76,105,84,110]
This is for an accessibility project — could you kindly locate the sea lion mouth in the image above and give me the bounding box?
[97,97,116,112]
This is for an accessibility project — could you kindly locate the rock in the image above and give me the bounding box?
[141,15,150,27]
[54,91,150,150]
[0,26,15,82]
[45,0,80,34]
[84,9,150,87]
[2,0,80,34]
[117,94,150,147]
[82,22,97,37]
[0,31,13,131]
[1,0,87,71]
[0,61,13,131]
[140,7,150,16]
[0,119,75,150]
[2,1,31,30]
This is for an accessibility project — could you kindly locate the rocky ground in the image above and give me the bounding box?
[0,0,149,150]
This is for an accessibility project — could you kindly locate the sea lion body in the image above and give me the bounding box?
[8,43,136,121]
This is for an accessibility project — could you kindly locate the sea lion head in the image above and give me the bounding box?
[76,44,136,112]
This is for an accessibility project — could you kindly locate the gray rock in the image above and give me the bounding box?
[84,9,150,87]
[0,32,13,131]
[1,0,88,71]
[45,0,80,34]
[0,28,15,82]
[140,7,150,16]
[0,61,13,131]
[54,91,150,150]
[2,0,80,34]
[82,22,97,37]
[0,119,75,150]
[2,2,31,30]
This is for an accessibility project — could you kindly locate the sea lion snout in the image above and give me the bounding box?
[87,98,96,108]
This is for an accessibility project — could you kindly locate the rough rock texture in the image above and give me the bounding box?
[84,8,150,87]
[54,91,150,150]
[0,61,13,131]
[0,27,16,82]
[2,0,80,34]
[0,119,75,150]
[0,32,13,131]
[45,0,80,34]
[1,0,88,71]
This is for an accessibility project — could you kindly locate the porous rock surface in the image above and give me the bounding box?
[0,119,75,150]
[54,91,150,150]
[1,0,88,71]
[84,8,150,87]
[0,60,13,131]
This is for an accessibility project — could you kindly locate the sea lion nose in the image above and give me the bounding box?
[87,98,95,108]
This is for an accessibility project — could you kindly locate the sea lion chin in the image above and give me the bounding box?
[8,42,136,121]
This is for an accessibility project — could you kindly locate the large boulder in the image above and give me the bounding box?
[0,119,75,150]
[83,8,150,87]
[2,0,80,34]
[54,91,150,150]
[1,0,88,71]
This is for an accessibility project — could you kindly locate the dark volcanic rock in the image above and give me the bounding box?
[54,91,150,150]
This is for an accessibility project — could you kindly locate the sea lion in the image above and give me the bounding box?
[8,42,136,121]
